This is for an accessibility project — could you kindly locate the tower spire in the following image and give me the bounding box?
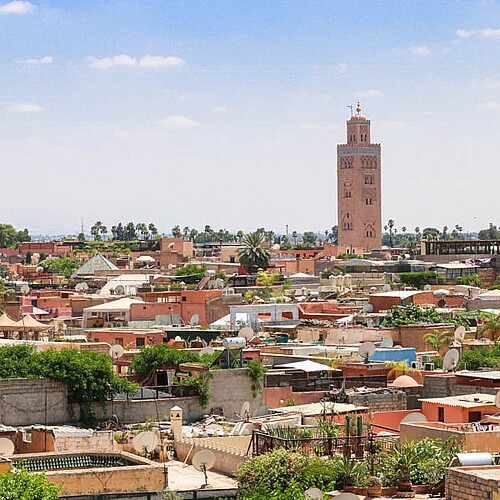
[356,101,361,115]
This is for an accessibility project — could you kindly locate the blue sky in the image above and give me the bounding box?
[1,0,499,235]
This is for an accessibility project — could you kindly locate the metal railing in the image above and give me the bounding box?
[110,385,199,401]
[252,430,396,458]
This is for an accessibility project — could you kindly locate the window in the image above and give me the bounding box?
[365,176,374,185]
[344,191,351,198]
[365,230,374,238]
[438,407,444,422]
[365,198,373,205]
[136,337,145,348]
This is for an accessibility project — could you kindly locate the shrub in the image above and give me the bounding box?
[236,449,339,499]
[457,274,482,287]
[400,271,439,289]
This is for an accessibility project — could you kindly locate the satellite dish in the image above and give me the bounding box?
[454,326,466,342]
[132,431,160,454]
[438,298,446,308]
[110,344,125,359]
[400,412,428,424]
[495,390,500,410]
[192,449,216,487]
[240,401,250,419]
[362,303,374,313]
[114,285,125,295]
[0,438,15,457]
[381,337,394,348]
[382,284,392,292]
[443,348,460,371]
[168,242,175,249]
[424,284,432,291]
[199,347,214,356]
[238,326,254,341]
[329,494,359,500]
[305,488,323,499]
[168,264,177,270]
[190,314,200,326]
[20,284,30,295]
[358,342,376,362]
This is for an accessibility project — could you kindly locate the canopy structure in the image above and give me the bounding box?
[274,360,334,373]
[11,314,52,332]
[0,313,16,330]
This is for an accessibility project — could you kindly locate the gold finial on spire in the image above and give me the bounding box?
[356,101,361,115]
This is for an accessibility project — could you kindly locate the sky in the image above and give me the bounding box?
[1,0,499,236]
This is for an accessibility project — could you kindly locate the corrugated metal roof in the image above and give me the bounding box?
[271,402,368,416]
[420,393,496,408]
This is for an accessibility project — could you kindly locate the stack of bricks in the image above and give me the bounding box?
[445,466,500,500]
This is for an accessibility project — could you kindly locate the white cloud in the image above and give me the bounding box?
[89,54,185,69]
[457,28,500,39]
[0,1,34,15]
[24,55,53,65]
[159,115,200,130]
[210,106,228,114]
[410,45,431,56]
[89,54,136,69]
[138,55,185,68]
[356,89,382,98]
[10,103,44,113]
[481,101,500,110]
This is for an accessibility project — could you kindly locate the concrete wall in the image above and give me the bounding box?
[0,379,70,426]
[347,390,407,412]
[424,374,499,399]
[446,466,500,500]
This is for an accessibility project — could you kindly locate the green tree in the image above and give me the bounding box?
[387,219,395,247]
[90,221,107,241]
[148,223,159,239]
[136,222,149,240]
[172,225,182,238]
[0,468,60,499]
[238,231,271,273]
[0,223,31,248]
[175,264,206,281]
[478,312,500,341]
[423,330,451,352]
[39,257,80,279]
[302,231,317,246]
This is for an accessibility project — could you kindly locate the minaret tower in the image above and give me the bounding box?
[337,102,382,250]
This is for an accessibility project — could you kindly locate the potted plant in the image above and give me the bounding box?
[366,476,383,498]
[336,457,366,491]
[392,441,419,496]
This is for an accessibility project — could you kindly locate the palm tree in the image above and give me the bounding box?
[478,313,500,341]
[238,231,271,273]
[423,330,451,353]
[387,219,395,247]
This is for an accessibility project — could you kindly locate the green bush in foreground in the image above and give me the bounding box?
[0,468,60,499]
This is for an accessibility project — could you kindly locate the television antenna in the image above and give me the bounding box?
[109,344,125,360]
[0,438,15,457]
[132,431,159,454]
[305,488,323,499]
[238,326,254,341]
[454,326,466,342]
[192,449,216,488]
[443,348,460,371]
[358,342,376,363]
[189,314,200,326]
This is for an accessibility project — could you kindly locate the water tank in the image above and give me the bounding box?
[222,337,247,350]
[456,452,493,466]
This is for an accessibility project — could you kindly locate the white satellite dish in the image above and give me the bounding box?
[424,284,432,291]
[240,401,251,419]
[495,390,500,410]
[362,303,374,313]
[114,284,125,295]
[305,488,323,499]
[132,431,160,454]
[192,449,216,487]
[238,326,254,341]
[382,284,392,292]
[381,337,394,348]
[400,412,428,425]
[0,438,15,457]
[190,314,200,326]
[358,342,376,362]
[168,242,175,249]
[20,284,30,295]
[110,344,125,359]
[75,282,89,292]
[329,494,359,500]
[454,326,466,342]
[443,348,460,371]
[199,347,214,356]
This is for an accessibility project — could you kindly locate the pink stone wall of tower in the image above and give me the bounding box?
[337,106,382,250]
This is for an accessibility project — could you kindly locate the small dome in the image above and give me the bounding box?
[392,375,420,388]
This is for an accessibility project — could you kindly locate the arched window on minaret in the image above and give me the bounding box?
[342,213,353,231]
[365,225,375,238]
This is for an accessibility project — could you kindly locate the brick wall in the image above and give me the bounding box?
[446,466,500,499]
[347,390,407,411]
[424,374,498,399]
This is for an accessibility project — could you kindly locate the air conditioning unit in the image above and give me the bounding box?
[421,355,432,363]
[424,362,435,371]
